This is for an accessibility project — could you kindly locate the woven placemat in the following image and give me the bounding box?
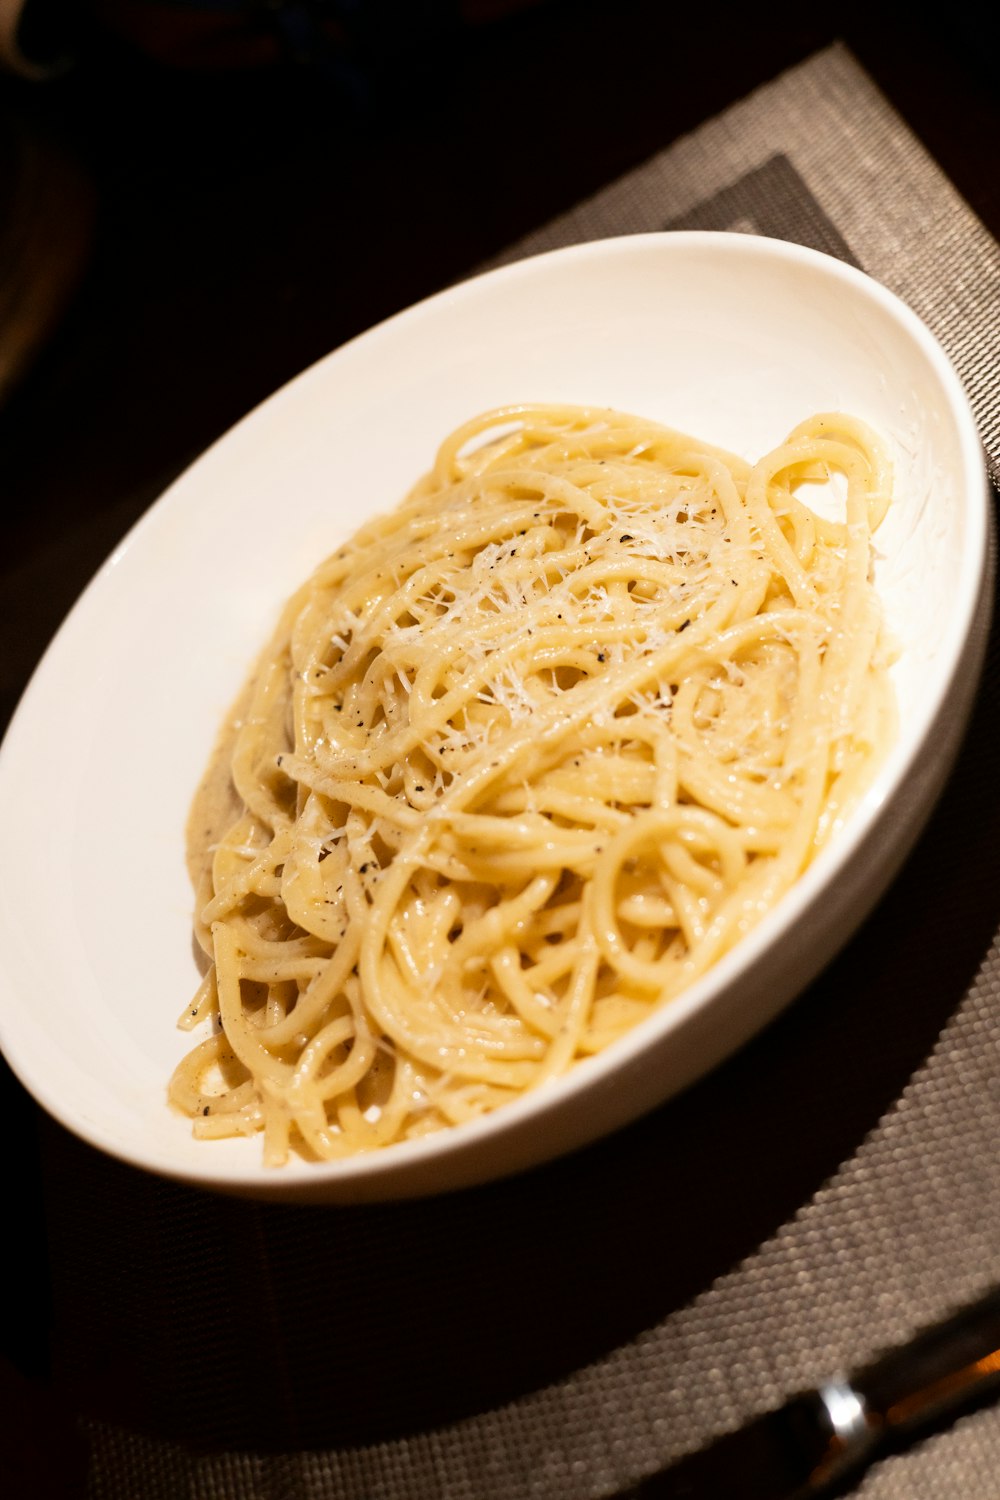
[51,43,1000,1499]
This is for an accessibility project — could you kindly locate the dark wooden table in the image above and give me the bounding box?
[0,1,997,1490]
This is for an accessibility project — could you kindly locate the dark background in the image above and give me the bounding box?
[0,0,997,1488]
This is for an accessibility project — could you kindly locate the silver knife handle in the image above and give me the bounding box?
[620,1290,1000,1500]
[791,1374,881,1494]
[854,1286,1000,1439]
[803,1287,1000,1493]
[806,1381,881,1489]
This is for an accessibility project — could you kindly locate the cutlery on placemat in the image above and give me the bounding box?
[618,1285,1000,1498]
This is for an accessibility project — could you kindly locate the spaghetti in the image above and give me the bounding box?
[172,404,895,1164]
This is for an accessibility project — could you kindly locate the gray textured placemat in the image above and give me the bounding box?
[57,42,1000,1499]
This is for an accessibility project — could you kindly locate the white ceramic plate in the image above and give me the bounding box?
[0,233,990,1202]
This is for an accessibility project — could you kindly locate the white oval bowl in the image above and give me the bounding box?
[0,232,990,1203]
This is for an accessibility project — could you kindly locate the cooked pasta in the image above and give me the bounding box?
[172,404,895,1164]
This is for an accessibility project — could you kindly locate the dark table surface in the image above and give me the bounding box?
[1,2,998,1493]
